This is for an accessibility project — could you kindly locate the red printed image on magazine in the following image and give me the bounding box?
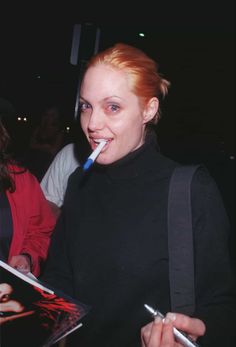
[0,260,90,347]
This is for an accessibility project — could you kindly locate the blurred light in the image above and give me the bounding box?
[66,126,70,133]
[36,75,41,79]
[17,115,29,122]
[229,155,235,160]
[138,32,145,37]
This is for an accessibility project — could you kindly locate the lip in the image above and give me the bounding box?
[90,137,111,151]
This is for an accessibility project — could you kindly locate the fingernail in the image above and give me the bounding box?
[163,317,171,324]
[154,316,162,324]
[166,312,176,322]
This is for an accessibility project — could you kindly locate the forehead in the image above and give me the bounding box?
[0,283,12,293]
[81,64,132,99]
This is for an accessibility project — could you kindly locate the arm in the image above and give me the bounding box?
[142,168,236,347]
[191,168,236,346]
[40,168,81,295]
[40,210,73,295]
[22,176,56,276]
[8,171,56,277]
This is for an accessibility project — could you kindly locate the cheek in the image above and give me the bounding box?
[115,121,144,151]
[124,117,144,139]
[80,115,88,133]
[114,115,141,134]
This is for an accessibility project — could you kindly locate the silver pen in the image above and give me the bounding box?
[144,304,201,347]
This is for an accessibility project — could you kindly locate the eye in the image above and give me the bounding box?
[2,294,11,302]
[108,104,120,113]
[79,102,91,112]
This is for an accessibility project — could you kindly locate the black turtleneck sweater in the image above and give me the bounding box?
[42,142,236,347]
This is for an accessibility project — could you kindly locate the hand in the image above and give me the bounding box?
[141,312,205,347]
[8,254,31,274]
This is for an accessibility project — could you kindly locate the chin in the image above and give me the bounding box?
[97,155,117,165]
[97,159,112,166]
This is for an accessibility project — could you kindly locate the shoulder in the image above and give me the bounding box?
[49,143,74,165]
[170,164,219,200]
[57,143,74,157]
[191,165,218,194]
[8,163,29,179]
[51,143,79,168]
[190,164,228,216]
[8,164,40,187]
[8,163,26,173]
[167,163,225,213]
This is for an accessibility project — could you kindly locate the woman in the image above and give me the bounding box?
[0,115,56,276]
[42,43,236,346]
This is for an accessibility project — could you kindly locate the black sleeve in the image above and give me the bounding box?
[40,211,74,296]
[192,167,236,346]
[40,169,83,296]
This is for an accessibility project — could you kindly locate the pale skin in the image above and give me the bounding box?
[79,64,158,165]
[79,62,206,345]
[141,313,206,347]
[0,283,13,302]
[8,254,31,274]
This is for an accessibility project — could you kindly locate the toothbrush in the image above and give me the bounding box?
[83,140,107,171]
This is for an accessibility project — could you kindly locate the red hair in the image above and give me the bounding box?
[86,43,170,124]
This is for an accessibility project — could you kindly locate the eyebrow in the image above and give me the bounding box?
[79,96,87,102]
[80,95,123,104]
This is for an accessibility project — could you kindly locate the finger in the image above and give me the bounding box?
[141,317,163,347]
[15,264,30,273]
[9,256,31,273]
[161,317,175,347]
[166,312,206,338]
[147,316,163,346]
[141,322,153,346]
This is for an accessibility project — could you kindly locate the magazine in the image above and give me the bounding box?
[0,260,90,347]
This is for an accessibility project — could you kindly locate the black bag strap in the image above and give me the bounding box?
[168,164,201,316]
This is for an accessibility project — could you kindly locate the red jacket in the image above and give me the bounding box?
[6,164,56,276]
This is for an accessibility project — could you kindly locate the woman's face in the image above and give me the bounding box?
[79,64,156,165]
[0,283,13,302]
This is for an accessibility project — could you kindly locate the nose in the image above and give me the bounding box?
[87,108,105,132]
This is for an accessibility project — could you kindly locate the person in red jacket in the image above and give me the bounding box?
[0,108,56,277]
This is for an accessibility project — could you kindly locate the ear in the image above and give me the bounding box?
[143,97,159,124]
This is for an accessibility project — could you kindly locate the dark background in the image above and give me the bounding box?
[0,2,235,257]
